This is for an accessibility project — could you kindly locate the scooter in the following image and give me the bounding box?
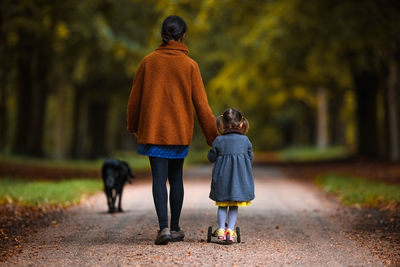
[207,226,241,244]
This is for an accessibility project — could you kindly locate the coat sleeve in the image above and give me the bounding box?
[126,60,145,134]
[207,139,218,163]
[191,62,218,146]
[247,138,254,161]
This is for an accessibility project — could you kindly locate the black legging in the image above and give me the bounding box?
[149,157,184,231]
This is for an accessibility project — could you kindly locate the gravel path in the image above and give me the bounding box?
[4,165,385,266]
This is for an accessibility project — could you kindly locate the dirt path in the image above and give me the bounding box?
[3,166,387,266]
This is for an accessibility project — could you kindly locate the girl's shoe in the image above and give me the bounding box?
[215,228,226,240]
[225,229,237,242]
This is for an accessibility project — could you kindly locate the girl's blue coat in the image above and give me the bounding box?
[208,132,255,202]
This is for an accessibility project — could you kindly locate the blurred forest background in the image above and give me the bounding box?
[1,0,400,162]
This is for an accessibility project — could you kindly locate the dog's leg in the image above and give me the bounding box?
[106,189,114,213]
[117,184,124,212]
[108,197,114,213]
[111,189,117,213]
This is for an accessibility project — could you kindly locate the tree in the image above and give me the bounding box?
[193,0,400,159]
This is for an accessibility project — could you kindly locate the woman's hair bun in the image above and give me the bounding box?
[162,33,172,43]
[161,15,187,45]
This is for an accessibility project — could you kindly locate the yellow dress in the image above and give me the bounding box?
[216,201,251,207]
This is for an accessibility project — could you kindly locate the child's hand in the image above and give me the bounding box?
[207,148,217,163]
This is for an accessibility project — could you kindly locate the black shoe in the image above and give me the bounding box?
[171,229,185,242]
[155,228,172,245]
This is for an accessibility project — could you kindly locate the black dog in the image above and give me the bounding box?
[101,158,134,213]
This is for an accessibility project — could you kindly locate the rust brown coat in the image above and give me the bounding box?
[126,41,218,146]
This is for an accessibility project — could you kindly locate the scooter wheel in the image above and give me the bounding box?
[207,226,212,243]
[236,227,241,243]
[225,233,232,244]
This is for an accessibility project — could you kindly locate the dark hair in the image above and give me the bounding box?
[161,15,187,45]
[216,108,249,135]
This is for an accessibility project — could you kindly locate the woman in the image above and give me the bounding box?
[127,15,217,245]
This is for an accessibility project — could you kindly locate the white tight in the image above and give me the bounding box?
[218,206,238,230]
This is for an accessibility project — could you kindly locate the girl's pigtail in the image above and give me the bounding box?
[216,115,224,135]
[241,117,249,135]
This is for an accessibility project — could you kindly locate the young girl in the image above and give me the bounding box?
[207,108,255,241]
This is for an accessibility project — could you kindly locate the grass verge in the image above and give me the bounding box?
[315,174,400,209]
[0,178,102,207]
[0,149,209,173]
[0,152,151,171]
[279,146,350,162]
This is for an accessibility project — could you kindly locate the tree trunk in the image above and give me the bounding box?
[293,101,315,146]
[353,71,379,158]
[54,84,68,159]
[27,41,50,156]
[0,49,11,151]
[0,15,9,151]
[88,101,108,158]
[316,88,328,149]
[0,0,11,150]
[387,59,400,161]
[0,79,6,151]
[13,34,34,154]
[329,89,345,146]
[70,87,83,158]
